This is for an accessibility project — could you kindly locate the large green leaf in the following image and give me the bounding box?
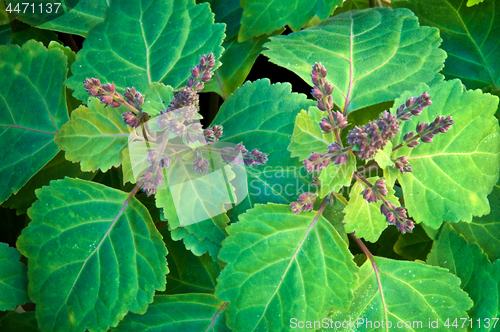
[216,203,358,332]
[112,294,229,332]
[18,0,108,37]
[393,0,500,90]
[263,8,446,113]
[66,0,225,101]
[0,243,29,311]
[55,98,132,172]
[343,177,401,243]
[288,106,335,160]
[238,0,343,41]
[211,79,315,220]
[0,40,69,204]
[452,183,500,261]
[324,257,473,331]
[16,178,168,332]
[427,224,499,331]
[204,0,242,40]
[391,80,500,228]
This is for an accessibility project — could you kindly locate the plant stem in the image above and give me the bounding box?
[205,302,228,332]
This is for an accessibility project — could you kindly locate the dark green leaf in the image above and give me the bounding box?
[0,312,39,332]
[16,178,168,332]
[393,224,433,261]
[0,243,29,311]
[204,0,242,40]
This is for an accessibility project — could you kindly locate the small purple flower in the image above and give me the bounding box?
[193,157,209,174]
[290,192,317,214]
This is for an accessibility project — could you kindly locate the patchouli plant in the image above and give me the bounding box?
[1,0,499,331]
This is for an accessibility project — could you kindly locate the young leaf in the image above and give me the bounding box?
[0,40,69,204]
[374,141,395,169]
[16,178,168,332]
[318,152,356,197]
[288,106,335,160]
[452,183,500,261]
[112,294,229,332]
[392,80,500,228]
[343,177,401,242]
[211,79,315,219]
[55,98,132,172]
[427,224,499,330]
[141,83,174,116]
[393,0,499,90]
[0,243,29,311]
[66,0,225,101]
[19,0,109,37]
[326,257,473,331]
[216,203,358,332]
[238,0,343,41]
[263,8,446,112]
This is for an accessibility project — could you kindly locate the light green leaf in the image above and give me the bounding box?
[18,0,108,37]
[0,312,39,332]
[204,0,242,40]
[467,0,485,5]
[0,40,69,204]
[112,294,229,332]
[288,106,335,160]
[55,98,132,172]
[393,224,433,261]
[391,80,500,228]
[16,178,168,332]
[238,0,343,41]
[141,83,174,116]
[211,79,315,220]
[343,177,400,242]
[263,8,446,112]
[216,203,358,332]
[205,31,283,99]
[325,257,473,331]
[2,151,95,215]
[452,183,500,261]
[160,228,221,294]
[0,243,29,311]
[393,0,499,90]
[374,141,394,169]
[318,152,356,197]
[66,0,225,101]
[427,224,499,331]
[333,0,369,15]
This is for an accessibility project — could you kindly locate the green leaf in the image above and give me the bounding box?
[2,151,95,215]
[238,0,343,41]
[0,312,39,332]
[0,40,69,204]
[374,141,395,169]
[0,243,29,311]
[16,178,168,332]
[391,80,500,228]
[288,106,335,160]
[342,177,401,242]
[141,83,174,116]
[205,32,282,99]
[318,152,356,197]
[393,0,500,90]
[0,22,59,46]
[66,0,225,101]
[204,0,242,40]
[263,8,446,112]
[211,79,315,219]
[333,0,369,15]
[393,224,433,261]
[325,257,472,331]
[216,203,358,332]
[427,224,499,331]
[24,0,109,37]
[452,183,500,261]
[160,228,221,294]
[55,98,132,172]
[112,294,229,332]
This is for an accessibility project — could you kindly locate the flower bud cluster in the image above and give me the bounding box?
[124,87,144,109]
[347,111,399,160]
[380,201,414,233]
[304,152,330,173]
[394,156,412,173]
[203,125,223,143]
[362,179,387,203]
[220,143,268,167]
[311,62,334,112]
[188,53,216,93]
[327,142,348,165]
[290,192,317,215]
[396,92,432,120]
